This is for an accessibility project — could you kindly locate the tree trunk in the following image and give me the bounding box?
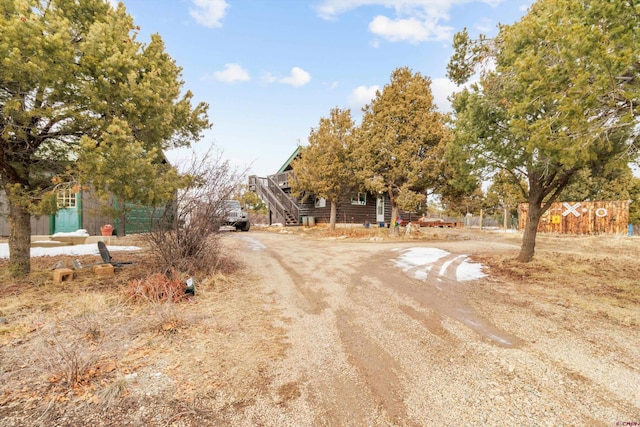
[389,202,400,237]
[8,201,32,276]
[504,205,508,231]
[517,201,544,262]
[117,209,126,237]
[329,201,337,231]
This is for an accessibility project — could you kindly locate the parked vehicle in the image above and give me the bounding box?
[223,200,250,231]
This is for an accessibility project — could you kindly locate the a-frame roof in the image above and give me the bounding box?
[276,146,301,174]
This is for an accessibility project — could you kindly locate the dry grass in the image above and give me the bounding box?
[122,269,189,303]
[271,222,453,241]
[475,238,640,326]
[1,230,639,424]
[0,239,288,426]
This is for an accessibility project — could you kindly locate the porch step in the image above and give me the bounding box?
[284,211,299,226]
[51,236,88,245]
[30,235,113,247]
[32,240,73,248]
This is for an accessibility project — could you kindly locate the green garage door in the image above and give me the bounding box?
[124,204,167,234]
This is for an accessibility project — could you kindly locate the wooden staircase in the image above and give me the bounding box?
[249,175,300,226]
[284,210,298,226]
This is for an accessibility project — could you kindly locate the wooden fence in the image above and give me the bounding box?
[518,200,629,234]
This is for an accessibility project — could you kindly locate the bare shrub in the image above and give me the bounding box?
[122,269,187,303]
[144,147,247,276]
[98,377,131,407]
[121,269,194,333]
[17,323,106,388]
[150,300,190,334]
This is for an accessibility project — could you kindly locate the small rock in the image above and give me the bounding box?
[50,260,65,270]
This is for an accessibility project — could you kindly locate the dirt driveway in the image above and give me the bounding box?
[222,229,640,426]
[1,228,639,426]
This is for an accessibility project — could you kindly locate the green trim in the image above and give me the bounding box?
[49,214,55,235]
[276,146,302,174]
[77,192,83,231]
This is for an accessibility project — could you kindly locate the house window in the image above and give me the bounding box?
[57,186,77,209]
[315,197,326,208]
[351,192,366,206]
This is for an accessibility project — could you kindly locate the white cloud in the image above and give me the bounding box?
[346,78,465,113]
[369,15,452,43]
[316,0,506,19]
[519,1,535,12]
[279,67,311,87]
[105,0,118,9]
[315,0,506,43]
[474,17,495,34]
[190,0,229,28]
[348,85,380,108]
[430,78,461,112]
[325,81,339,90]
[213,63,250,83]
[260,71,278,84]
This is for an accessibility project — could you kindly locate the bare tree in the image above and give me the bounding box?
[144,147,246,277]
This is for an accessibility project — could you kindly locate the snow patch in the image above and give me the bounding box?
[0,243,140,259]
[393,247,486,282]
[52,229,90,237]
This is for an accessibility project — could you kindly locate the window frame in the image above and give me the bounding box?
[56,185,77,209]
[351,192,367,206]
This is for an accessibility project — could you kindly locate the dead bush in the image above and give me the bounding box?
[13,322,109,389]
[122,270,189,303]
[143,147,247,277]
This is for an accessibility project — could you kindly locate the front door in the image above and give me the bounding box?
[55,185,80,233]
[376,196,385,224]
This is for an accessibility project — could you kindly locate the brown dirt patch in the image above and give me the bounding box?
[0,227,639,425]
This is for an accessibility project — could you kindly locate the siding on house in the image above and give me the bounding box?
[294,193,422,226]
[0,188,167,237]
[255,147,424,227]
[82,192,171,235]
[296,194,387,225]
[80,191,117,235]
[0,190,51,236]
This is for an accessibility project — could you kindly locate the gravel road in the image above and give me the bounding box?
[225,230,640,426]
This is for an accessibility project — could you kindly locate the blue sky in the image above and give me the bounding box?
[111,0,534,177]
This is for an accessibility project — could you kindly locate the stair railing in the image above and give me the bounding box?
[266,175,300,222]
[249,175,299,224]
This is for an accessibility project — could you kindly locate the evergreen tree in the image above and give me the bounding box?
[448,0,639,261]
[291,107,355,230]
[0,0,210,275]
[354,67,449,236]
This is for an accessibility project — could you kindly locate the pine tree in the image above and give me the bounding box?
[448,0,640,261]
[0,1,210,275]
[291,108,355,230]
[354,67,449,236]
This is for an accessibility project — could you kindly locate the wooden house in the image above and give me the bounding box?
[0,150,174,237]
[518,200,630,234]
[0,186,168,237]
[248,148,421,227]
